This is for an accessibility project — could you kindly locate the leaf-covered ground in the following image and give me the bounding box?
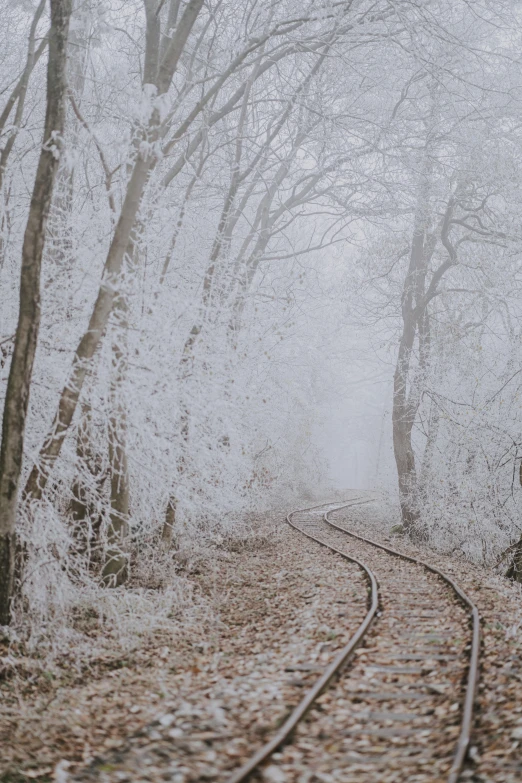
[1,511,368,783]
[334,500,522,783]
[2,499,522,783]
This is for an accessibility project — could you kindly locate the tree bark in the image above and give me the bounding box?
[69,401,104,559]
[419,393,440,499]
[161,496,177,548]
[0,0,72,626]
[392,177,432,536]
[506,538,522,582]
[507,455,522,581]
[393,186,457,537]
[392,305,422,534]
[101,291,130,585]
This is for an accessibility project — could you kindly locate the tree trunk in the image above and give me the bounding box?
[392,190,430,537]
[506,537,522,582]
[0,0,72,626]
[392,194,457,537]
[101,293,130,585]
[419,391,440,500]
[161,496,177,548]
[392,329,421,534]
[46,0,89,282]
[101,409,129,585]
[69,401,104,560]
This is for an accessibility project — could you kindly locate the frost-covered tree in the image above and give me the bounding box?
[2,0,522,642]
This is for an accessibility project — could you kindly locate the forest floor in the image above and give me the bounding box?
[1,496,522,783]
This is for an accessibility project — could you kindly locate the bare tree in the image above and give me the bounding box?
[0,0,48,194]
[23,0,205,502]
[0,0,72,626]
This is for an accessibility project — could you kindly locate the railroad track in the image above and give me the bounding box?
[227,497,480,783]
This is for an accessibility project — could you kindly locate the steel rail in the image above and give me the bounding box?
[325,505,481,783]
[226,497,480,783]
[226,498,379,783]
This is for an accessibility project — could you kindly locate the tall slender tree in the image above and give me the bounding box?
[0,0,72,625]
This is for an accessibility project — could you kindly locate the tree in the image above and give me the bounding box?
[0,0,72,626]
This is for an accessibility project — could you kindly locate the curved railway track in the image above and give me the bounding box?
[227,497,480,783]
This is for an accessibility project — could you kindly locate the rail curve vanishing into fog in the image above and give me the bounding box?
[227,497,480,783]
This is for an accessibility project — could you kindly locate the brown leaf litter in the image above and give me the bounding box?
[2,498,522,783]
